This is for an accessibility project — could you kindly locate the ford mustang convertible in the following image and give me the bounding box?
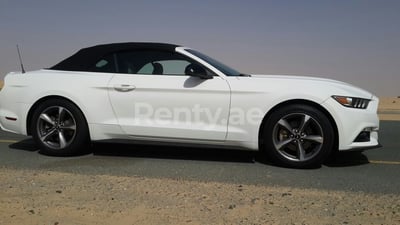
[0,43,380,168]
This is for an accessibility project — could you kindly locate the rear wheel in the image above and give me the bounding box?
[31,99,89,156]
[262,104,335,168]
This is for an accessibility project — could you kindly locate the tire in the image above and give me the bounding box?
[262,104,335,168]
[31,99,89,156]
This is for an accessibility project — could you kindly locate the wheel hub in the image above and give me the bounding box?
[272,113,324,162]
[37,106,77,150]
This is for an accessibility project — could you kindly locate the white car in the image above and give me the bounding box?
[0,43,380,168]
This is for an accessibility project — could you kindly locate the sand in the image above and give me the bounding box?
[378,97,400,121]
[0,168,399,225]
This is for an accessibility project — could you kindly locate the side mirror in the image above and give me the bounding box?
[185,64,213,79]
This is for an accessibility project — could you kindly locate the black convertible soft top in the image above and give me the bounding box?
[49,42,180,72]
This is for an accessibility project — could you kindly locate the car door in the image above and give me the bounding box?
[107,50,231,141]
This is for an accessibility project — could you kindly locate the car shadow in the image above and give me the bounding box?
[324,151,370,167]
[8,138,370,167]
[9,138,39,152]
[8,138,258,164]
[91,142,258,164]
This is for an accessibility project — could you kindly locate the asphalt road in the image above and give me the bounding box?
[0,121,399,194]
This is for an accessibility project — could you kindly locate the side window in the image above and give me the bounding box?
[137,60,191,75]
[137,63,154,74]
[90,54,117,73]
[115,50,214,76]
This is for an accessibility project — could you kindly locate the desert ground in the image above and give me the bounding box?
[0,79,399,224]
[0,168,399,225]
[378,97,400,121]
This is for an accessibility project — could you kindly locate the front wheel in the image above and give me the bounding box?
[31,99,89,156]
[262,104,335,168]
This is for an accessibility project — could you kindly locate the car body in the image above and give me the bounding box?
[0,43,380,168]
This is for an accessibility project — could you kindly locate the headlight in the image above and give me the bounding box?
[332,96,370,109]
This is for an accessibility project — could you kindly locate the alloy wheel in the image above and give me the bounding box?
[272,113,324,162]
[36,106,77,150]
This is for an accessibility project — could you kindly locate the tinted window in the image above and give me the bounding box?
[137,60,191,75]
[115,50,214,76]
[90,54,117,73]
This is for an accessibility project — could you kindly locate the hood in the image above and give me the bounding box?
[248,74,374,99]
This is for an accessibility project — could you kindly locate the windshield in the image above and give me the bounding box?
[186,49,241,76]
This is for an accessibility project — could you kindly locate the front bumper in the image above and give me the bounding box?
[322,96,380,151]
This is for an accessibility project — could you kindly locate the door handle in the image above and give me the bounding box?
[114,84,136,92]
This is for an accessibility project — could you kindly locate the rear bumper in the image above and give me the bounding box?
[0,90,29,135]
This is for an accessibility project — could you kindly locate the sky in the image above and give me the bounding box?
[0,0,399,96]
